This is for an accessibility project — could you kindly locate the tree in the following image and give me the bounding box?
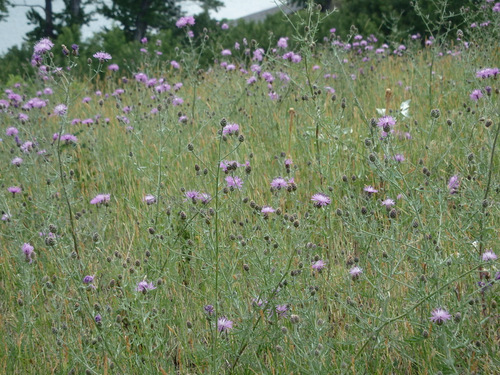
[98,0,223,42]
[11,0,92,41]
[0,0,9,22]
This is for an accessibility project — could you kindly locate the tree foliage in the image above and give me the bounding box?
[98,0,223,42]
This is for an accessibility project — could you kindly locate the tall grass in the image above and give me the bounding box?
[0,2,498,373]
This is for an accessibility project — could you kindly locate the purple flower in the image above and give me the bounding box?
[377,116,396,128]
[204,305,214,315]
[222,123,239,135]
[221,49,232,56]
[60,134,78,143]
[482,250,497,261]
[381,198,395,209]
[171,60,180,69]
[11,157,23,166]
[476,67,499,79]
[21,141,33,153]
[176,16,195,28]
[394,154,405,162]
[277,37,288,49]
[83,275,95,284]
[363,186,378,194]
[136,280,156,292]
[90,194,110,205]
[246,76,257,85]
[22,243,35,263]
[470,89,483,101]
[217,317,233,332]
[430,308,451,325]
[311,193,331,207]
[108,64,119,71]
[271,177,288,190]
[93,51,112,62]
[54,104,67,116]
[225,176,243,189]
[349,266,363,279]
[275,304,288,317]
[261,206,275,216]
[34,38,54,54]
[143,195,157,205]
[312,260,325,270]
[448,175,459,194]
[6,127,18,136]
[94,314,102,323]
[221,23,229,30]
[8,186,22,196]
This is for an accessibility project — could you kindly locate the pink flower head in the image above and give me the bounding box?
[225,176,243,189]
[90,194,110,205]
[448,175,459,194]
[22,243,35,263]
[34,38,54,54]
[430,308,451,325]
[381,198,395,209]
[222,123,239,135]
[470,89,483,101]
[143,195,156,205]
[261,206,275,215]
[221,23,229,30]
[11,157,23,166]
[312,260,325,270]
[377,116,396,128]
[93,51,112,62]
[349,266,363,279]
[108,64,119,71]
[8,186,22,195]
[363,186,378,194]
[54,104,67,116]
[277,37,289,49]
[311,193,331,207]
[176,16,195,28]
[136,280,156,292]
[221,49,232,56]
[482,250,497,261]
[217,317,233,332]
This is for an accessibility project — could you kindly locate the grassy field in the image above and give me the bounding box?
[0,5,499,374]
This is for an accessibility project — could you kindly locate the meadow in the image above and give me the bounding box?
[0,3,499,374]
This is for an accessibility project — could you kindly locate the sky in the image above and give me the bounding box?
[0,0,280,54]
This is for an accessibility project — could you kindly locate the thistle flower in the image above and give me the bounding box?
[83,275,95,284]
[225,176,243,189]
[6,127,18,136]
[448,175,459,194]
[482,250,497,261]
[22,243,35,263]
[311,193,331,207]
[8,186,22,196]
[54,104,67,116]
[90,194,110,205]
[312,260,326,270]
[349,266,363,279]
[204,305,214,315]
[11,157,23,166]
[34,38,54,54]
[93,51,112,62]
[430,308,451,325]
[261,206,275,216]
[143,195,157,205]
[135,280,156,292]
[469,89,483,101]
[363,186,378,194]
[217,317,233,332]
[381,198,395,209]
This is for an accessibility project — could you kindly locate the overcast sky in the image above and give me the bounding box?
[0,0,281,54]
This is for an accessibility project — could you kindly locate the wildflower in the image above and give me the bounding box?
[252,297,267,307]
[6,127,18,136]
[90,194,110,205]
[261,206,275,216]
[363,186,378,194]
[275,304,288,317]
[430,308,451,325]
[470,89,483,101]
[217,317,233,332]
[377,116,396,129]
[83,275,95,284]
[482,250,497,261]
[476,67,499,79]
[93,51,112,62]
[22,243,35,263]
[448,175,459,194]
[176,16,195,28]
[349,266,363,279]
[11,157,23,166]
[1,213,11,221]
[221,23,229,30]
[54,104,67,116]
[135,280,156,292]
[225,176,243,189]
[221,49,232,56]
[8,186,22,196]
[312,260,325,270]
[394,154,405,162]
[246,76,257,85]
[277,37,288,49]
[204,305,214,315]
[108,64,119,71]
[143,195,156,205]
[311,193,331,207]
[381,198,395,209]
[60,134,78,143]
[222,123,239,135]
[271,177,288,190]
[34,38,54,54]
[94,314,102,323]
